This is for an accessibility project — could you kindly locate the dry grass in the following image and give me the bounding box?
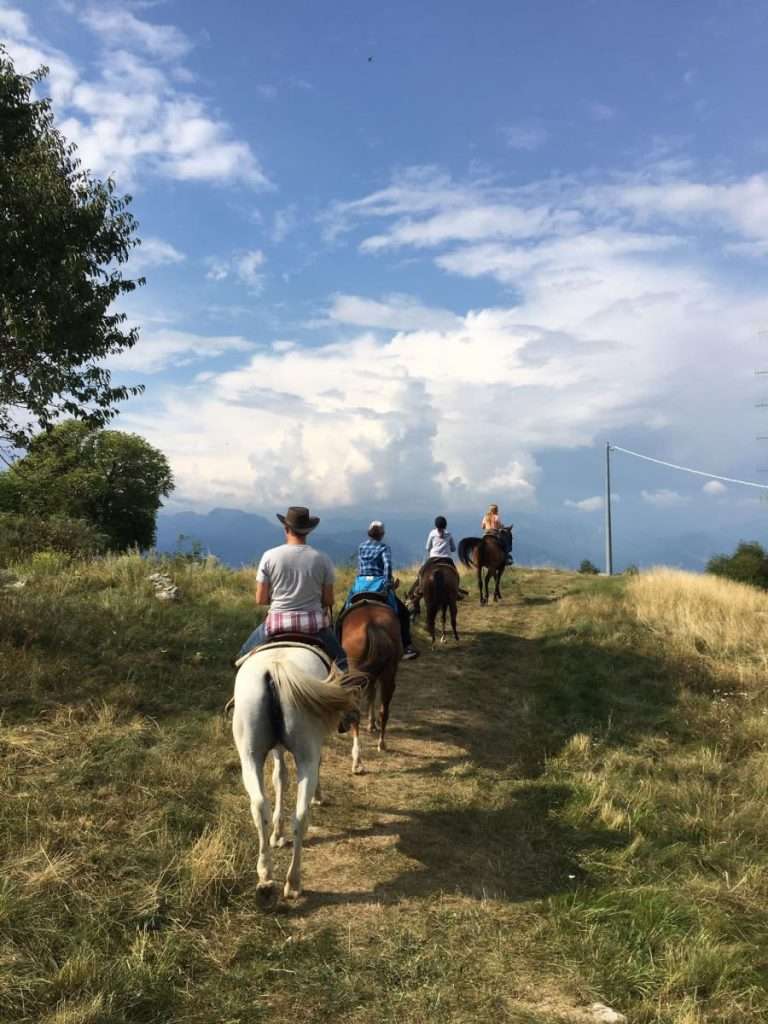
[626,568,768,685]
[2,557,768,1023]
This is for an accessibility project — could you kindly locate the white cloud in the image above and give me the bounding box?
[206,250,266,290]
[129,237,186,273]
[501,122,549,151]
[2,5,269,190]
[641,489,690,508]
[79,7,192,61]
[104,163,768,512]
[327,294,461,332]
[565,496,604,511]
[234,250,266,288]
[108,329,255,374]
[702,480,727,496]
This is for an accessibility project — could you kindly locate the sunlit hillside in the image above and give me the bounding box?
[2,555,767,1024]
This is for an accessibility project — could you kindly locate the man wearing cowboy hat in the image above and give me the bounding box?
[237,506,347,667]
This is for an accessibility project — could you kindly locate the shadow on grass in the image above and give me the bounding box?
[305,782,628,908]
[291,626,685,909]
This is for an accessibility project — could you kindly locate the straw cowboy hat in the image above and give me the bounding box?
[276,506,320,534]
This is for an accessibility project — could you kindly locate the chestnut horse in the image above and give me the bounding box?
[339,600,402,773]
[406,560,460,646]
[458,528,512,605]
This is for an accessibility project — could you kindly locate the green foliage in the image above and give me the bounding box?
[1,420,173,550]
[623,563,639,576]
[578,559,600,575]
[0,511,107,566]
[706,541,768,590]
[0,47,144,447]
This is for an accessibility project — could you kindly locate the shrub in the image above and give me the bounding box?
[578,559,600,575]
[0,512,107,566]
[706,541,768,591]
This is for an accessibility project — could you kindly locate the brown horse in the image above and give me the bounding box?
[458,528,512,605]
[339,600,402,773]
[406,560,460,647]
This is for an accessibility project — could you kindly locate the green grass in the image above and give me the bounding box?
[1,555,767,1023]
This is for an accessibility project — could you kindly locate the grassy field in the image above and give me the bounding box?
[2,554,768,1023]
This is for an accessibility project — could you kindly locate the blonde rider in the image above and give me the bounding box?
[481,504,514,565]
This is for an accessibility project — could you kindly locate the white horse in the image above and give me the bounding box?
[232,645,360,900]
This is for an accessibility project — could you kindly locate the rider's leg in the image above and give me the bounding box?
[395,597,419,659]
[317,627,349,670]
[238,621,267,659]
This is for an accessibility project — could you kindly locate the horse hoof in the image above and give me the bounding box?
[353,763,366,775]
[269,834,287,848]
[378,740,387,752]
[310,796,325,807]
[283,882,302,900]
[256,881,277,907]
[440,636,447,644]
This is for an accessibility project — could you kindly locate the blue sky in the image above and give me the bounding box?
[3,0,768,549]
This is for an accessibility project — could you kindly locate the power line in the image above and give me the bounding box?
[610,445,768,490]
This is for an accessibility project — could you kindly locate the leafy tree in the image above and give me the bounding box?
[1,47,143,449]
[578,559,600,575]
[2,421,174,550]
[706,541,768,590]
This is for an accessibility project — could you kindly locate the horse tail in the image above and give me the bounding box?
[269,658,363,731]
[357,622,398,677]
[458,537,481,568]
[430,567,448,607]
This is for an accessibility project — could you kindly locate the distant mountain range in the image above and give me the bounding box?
[156,506,757,573]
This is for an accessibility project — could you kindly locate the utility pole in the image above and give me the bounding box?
[604,442,613,575]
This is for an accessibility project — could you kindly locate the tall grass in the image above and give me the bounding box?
[626,568,768,685]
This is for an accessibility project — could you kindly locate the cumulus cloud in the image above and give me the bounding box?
[112,162,768,511]
[2,4,269,190]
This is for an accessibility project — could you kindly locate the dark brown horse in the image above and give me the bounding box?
[458,528,512,605]
[406,560,460,646]
[339,600,402,773]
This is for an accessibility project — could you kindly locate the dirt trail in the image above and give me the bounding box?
[253,568,594,1021]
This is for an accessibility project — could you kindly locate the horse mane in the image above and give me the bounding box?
[458,537,482,567]
[266,657,362,729]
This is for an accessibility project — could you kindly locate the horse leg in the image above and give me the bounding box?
[350,719,365,775]
[450,597,459,643]
[378,672,396,752]
[269,748,288,847]
[494,566,504,602]
[427,602,437,648]
[440,604,447,643]
[477,562,485,605]
[238,747,274,893]
[284,741,322,899]
[367,678,379,734]
[312,755,324,806]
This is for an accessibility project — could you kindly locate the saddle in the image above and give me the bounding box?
[234,635,332,670]
[336,591,397,632]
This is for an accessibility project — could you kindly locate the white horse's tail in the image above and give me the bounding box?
[268,658,363,730]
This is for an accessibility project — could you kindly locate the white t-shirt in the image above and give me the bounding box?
[256,544,335,613]
[425,529,456,558]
